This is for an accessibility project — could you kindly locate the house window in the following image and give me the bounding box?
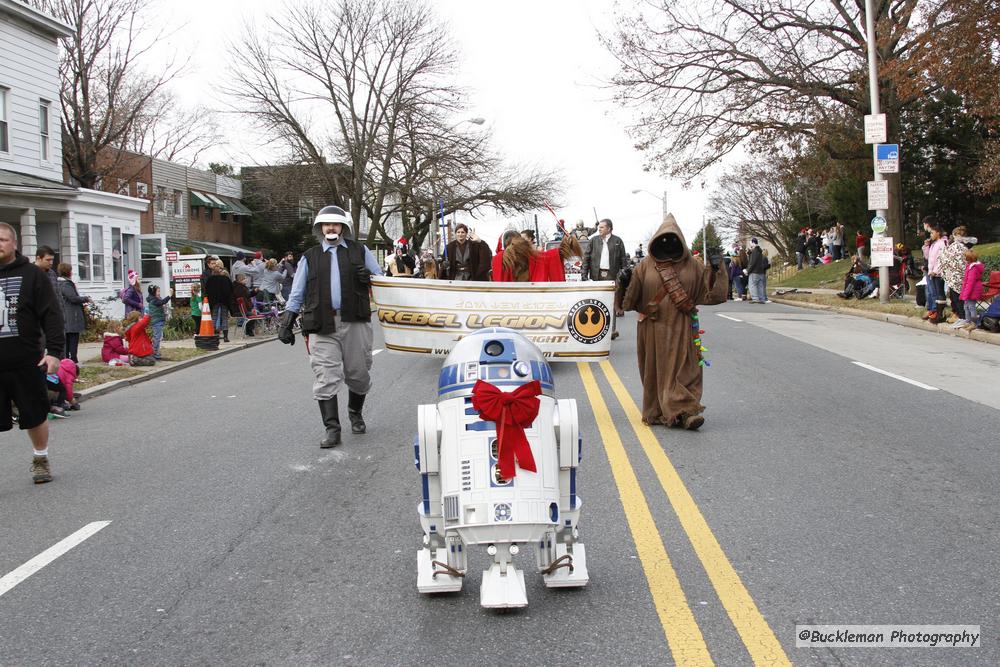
[298,197,315,222]
[90,225,105,280]
[173,190,183,217]
[140,237,163,279]
[136,182,148,198]
[39,100,50,161]
[76,224,105,281]
[76,223,90,281]
[156,186,166,213]
[111,227,122,282]
[0,87,9,153]
[117,179,130,196]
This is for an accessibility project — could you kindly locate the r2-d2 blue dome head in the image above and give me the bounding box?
[437,328,554,401]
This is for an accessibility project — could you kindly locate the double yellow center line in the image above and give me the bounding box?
[578,361,790,666]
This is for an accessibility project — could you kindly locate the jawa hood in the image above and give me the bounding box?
[647,213,691,263]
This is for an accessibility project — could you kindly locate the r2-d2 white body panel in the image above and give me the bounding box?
[415,328,588,608]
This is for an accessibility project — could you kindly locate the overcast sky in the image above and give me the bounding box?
[164,0,714,253]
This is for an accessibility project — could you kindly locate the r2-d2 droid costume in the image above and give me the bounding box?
[414,328,588,608]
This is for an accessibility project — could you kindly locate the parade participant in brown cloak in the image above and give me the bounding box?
[622,214,728,429]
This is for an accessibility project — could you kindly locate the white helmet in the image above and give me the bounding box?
[313,205,353,242]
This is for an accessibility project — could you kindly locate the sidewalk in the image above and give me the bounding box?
[75,333,276,402]
[768,289,1000,347]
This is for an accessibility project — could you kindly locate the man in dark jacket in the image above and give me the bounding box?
[0,223,64,484]
[794,230,807,269]
[582,218,627,338]
[743,237,767,303]
[442,224,492,281]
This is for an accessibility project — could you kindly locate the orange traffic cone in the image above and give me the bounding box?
[198,297,215,336]
[194,296,220,350]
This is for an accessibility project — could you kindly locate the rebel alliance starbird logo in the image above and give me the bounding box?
[567,299,610,344]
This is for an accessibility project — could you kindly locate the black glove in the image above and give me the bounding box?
[278,310,298,345]
[356,267,371,285]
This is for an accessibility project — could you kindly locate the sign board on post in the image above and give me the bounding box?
[870,236,894,267]
[867,180,889,210]
[864,114,887,144]
[170,256,204,298]
[164,251,179,263]
[876,144,899,173]
[870,215,887,235]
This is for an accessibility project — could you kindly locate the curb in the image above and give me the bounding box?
[77,336,277,402]
[769,297,1000,347]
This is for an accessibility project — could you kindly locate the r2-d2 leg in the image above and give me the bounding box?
[415,404,464,593]
[538,398,589,588]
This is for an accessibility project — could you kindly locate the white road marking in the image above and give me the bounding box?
[318,450,346,464]
[0,521,112,598]
[717,314,744,322]
[852,362,939,391]
[373,349,383,355]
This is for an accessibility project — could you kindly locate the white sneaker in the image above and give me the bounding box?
[951,320,968,328]
[734,297,742,301]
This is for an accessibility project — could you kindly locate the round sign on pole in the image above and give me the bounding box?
[870,215,887,235]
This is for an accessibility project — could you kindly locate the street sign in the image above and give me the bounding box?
[870,215,887,235]
[867,180,889,210]
[164,251,179,263]
[870,236,894,267]
[170,257,204,298]
[876,143,899,173]
[864,114,887,144]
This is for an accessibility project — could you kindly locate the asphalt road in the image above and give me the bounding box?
[1,300,996,666]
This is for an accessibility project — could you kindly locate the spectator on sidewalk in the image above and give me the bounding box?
[743,238,767,303]
[794,229,807,270]
[146,284,172,360]
[833,222,845,260]
[958,249,985,329]
[939,225,978,323]
[101,320,130,366]
[122,311,155,366]
[205,266,233,343]
[278,251,297,300]
[232,252,264,290]
[34,245,58,293]
[188,282,203,334]
[923,219,949,323]
[729,255,745,300]
[56,262,90,365]
[855,230,867,261]
[258,259,286,303]
[56,358,80,411]
[122,269,143,316]
[0,222,63,484]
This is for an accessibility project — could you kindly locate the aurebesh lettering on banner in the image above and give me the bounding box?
[371,277,616,362]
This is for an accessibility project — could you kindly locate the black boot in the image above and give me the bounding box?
[347,391,366,434]
[318,398,341,448]
[222,329,230,342]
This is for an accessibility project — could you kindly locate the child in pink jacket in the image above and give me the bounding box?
[56,358,81,410]
[959,249,985,328]
[101,320,130,366]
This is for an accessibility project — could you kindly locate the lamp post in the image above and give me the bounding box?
[428,117,486,255]
[631,188,668,219]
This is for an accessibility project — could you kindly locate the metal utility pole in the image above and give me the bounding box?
[865,0,890,304]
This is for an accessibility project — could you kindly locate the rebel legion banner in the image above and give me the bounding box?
[371,277,616,362]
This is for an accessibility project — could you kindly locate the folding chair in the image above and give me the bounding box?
[976,270,1000,314]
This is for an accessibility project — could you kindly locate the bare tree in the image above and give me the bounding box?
[707,161,798,259]
[225,0,561,246]
[38,0,219,187]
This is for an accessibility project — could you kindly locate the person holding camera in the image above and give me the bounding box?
[278,206,383,448]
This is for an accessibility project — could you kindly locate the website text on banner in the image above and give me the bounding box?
[371,277,616,362]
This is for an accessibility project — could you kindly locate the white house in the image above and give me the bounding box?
[0,0,149,316]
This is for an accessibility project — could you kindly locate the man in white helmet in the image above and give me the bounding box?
[279,205,383,447]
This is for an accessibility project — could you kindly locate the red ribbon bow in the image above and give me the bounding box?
[470,379,540,480]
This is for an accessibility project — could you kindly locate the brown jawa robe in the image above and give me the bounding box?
[622,215,729,425]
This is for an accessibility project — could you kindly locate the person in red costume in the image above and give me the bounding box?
[491,230,582,282]
[121,310,155,366]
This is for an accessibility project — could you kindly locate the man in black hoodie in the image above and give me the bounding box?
[0,223,64,484]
